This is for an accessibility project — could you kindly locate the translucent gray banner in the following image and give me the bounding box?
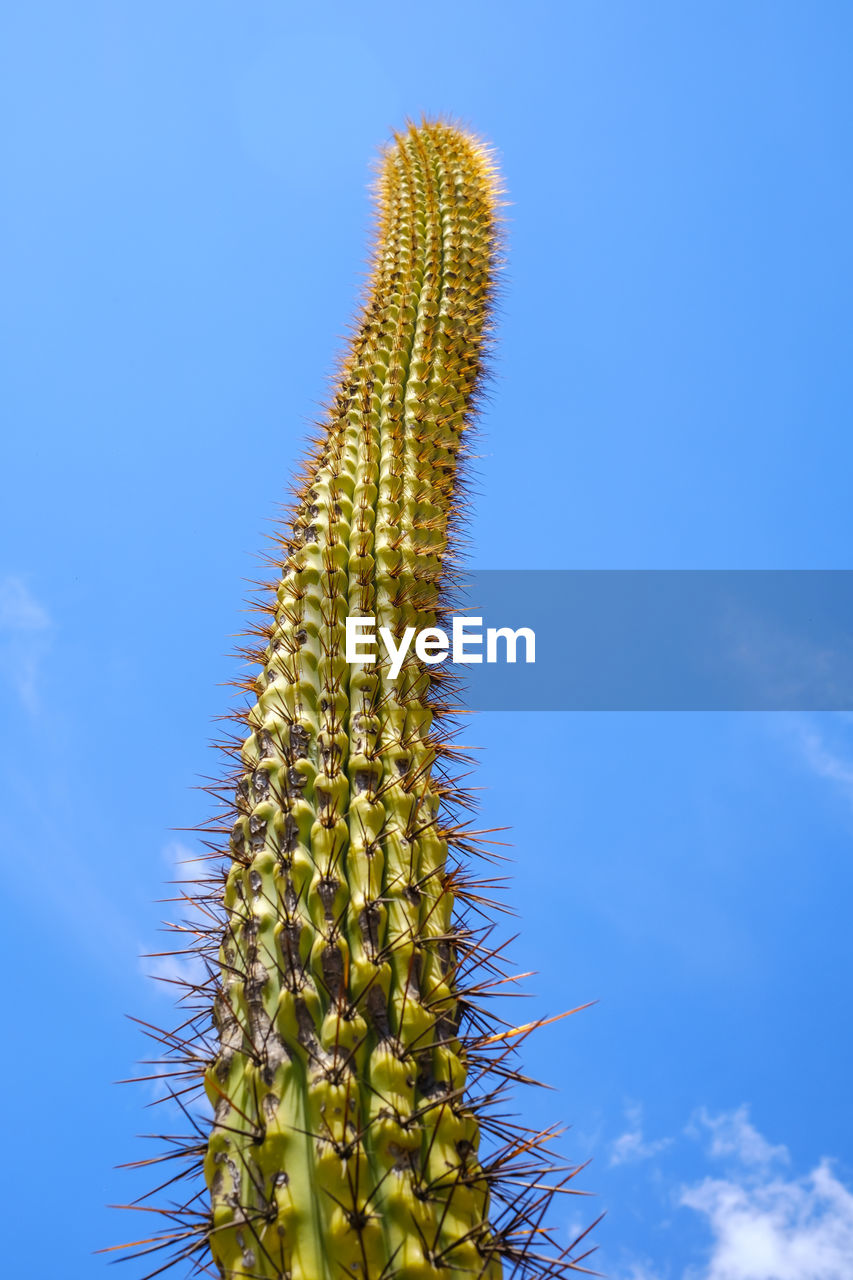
[418,571,853,711]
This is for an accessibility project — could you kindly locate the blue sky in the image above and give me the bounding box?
[3,3,853,1277]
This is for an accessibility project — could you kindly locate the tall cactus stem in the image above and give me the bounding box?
[119,119,594,1280]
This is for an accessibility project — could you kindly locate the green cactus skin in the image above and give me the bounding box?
[205,119,500,1280]
[121,121,593,1280]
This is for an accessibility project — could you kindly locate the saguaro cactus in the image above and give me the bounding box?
[123,120,591,1280]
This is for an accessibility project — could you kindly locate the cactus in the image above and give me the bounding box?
[120,120,593,1280]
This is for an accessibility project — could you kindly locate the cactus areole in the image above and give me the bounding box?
[125,121,589,1280]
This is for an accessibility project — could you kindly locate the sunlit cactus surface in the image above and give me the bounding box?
[122,120,593,1280]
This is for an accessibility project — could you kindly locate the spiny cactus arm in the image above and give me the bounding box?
[203,121,501,1280]
[118,121,593,1280]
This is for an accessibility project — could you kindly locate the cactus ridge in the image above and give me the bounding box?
[118,120,595,1280]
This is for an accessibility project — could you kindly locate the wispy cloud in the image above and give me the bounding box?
[135,842,216,1116]
[0,576,51,630]
[610,1103,673,1167]
[0,574,51,712]
[681,1108,853,1280]
[687,1106,789,1169]
[139,841,211,994]
[797,724,853,800]
[780,714,853,807]
[610,1260,663,1280]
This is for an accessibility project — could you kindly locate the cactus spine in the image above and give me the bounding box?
[124,121,589,1280]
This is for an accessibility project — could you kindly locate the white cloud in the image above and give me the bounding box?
[142,945,207,990]
[681,1108,853,1280]
[0,574,51,711]
[139,841,212,995]
[161,837,209,882]
[611,1103,673,1167]
[615,1264,662,1280]
[681,1162,853,1280]
[689,1106,789,1169]
[798,725,853,799]
[779,714,853,808]
[0,575,51,630]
